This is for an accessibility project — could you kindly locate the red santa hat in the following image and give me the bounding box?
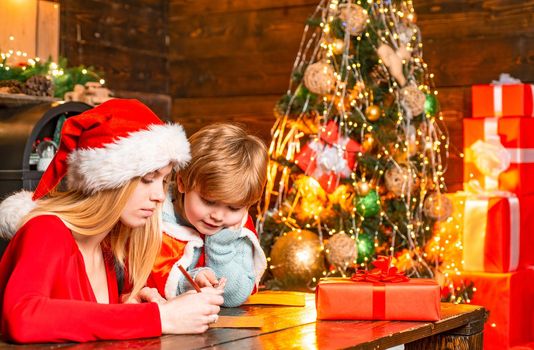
[0,98,190,238]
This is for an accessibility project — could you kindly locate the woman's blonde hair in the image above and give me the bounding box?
[175,123,268,217]
[23,178,162,297]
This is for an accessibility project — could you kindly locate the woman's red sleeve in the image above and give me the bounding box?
[0,216,162,343]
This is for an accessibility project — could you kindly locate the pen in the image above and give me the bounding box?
[178,265,202,293]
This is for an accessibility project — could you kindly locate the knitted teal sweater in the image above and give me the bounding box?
[162,198,256,307]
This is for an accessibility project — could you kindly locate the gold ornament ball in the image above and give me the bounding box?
[366,105,381,121]
[328,184,355,212]
[423,192,453,221]
[331,38,345,55]
[355,181,371,196]
[270,230,325,288]
[361,133,375,152]
[384,165,413,197]
[325,232,357,271]
[393,151,408,164]
[303,61,336,95]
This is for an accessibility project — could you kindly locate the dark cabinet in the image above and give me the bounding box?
[0,101,91,254]
[0,101,91,200]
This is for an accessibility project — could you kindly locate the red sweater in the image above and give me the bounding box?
[0,215,161,343]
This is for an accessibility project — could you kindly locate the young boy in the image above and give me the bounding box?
[148,123,268,307]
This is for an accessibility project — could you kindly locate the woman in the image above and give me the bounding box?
[0,99,223,343]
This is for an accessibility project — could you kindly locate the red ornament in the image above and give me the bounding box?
[295,121,361,193]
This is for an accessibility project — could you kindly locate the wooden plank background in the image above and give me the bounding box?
[61,0,534,190]
[60,0,169,94]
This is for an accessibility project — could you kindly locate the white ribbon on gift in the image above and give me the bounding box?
[470,140,510,188]
[486,118,534,165]
[507,148,534,163]
[469,118,534,191]
[491,73,534,117]
[467,119,509,191]
[493,85,503,118]
[462,180,520,272]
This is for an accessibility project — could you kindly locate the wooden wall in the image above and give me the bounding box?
[168,0,534,191]
[60,1,534,190]
[169,0,317,151]
[60,0,171,118]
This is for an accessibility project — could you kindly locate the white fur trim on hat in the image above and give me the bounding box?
[67,123,191,194]
[0,191,36,239]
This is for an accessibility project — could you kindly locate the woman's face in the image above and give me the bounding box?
[120,164,173,228]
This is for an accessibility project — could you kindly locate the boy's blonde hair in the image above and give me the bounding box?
[23,179,162,298]
[175,123,268,216]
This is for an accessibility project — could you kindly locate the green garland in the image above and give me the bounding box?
[0,56,104,98]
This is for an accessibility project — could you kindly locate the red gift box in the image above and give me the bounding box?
[531,268,534,346]
[464,118,534,196]
[451,269,534,350]
[316,277,441,321]
[454,192,534,272]
[472,84,534,118]
[295,121,360,193]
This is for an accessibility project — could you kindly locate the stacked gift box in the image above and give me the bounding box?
[454,81,534,349]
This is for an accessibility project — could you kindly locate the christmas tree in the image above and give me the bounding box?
[257,0,458,291]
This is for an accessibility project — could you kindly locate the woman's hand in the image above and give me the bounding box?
[123,287,166,305]
[158,288,224,334]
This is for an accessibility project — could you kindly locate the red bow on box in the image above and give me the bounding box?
[350,256,409,320]
[295,121,361,193]
[351,256,409,283]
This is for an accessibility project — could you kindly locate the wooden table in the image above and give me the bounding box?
[0,293,486,350]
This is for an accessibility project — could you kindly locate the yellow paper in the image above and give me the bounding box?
[243,291,306,306]
[209,316,263,328]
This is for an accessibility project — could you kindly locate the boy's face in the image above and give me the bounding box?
[178,180,248,235]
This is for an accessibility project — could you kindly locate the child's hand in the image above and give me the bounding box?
[195,269,219,288]
[228,213,249,230]
[215,277,227,291]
